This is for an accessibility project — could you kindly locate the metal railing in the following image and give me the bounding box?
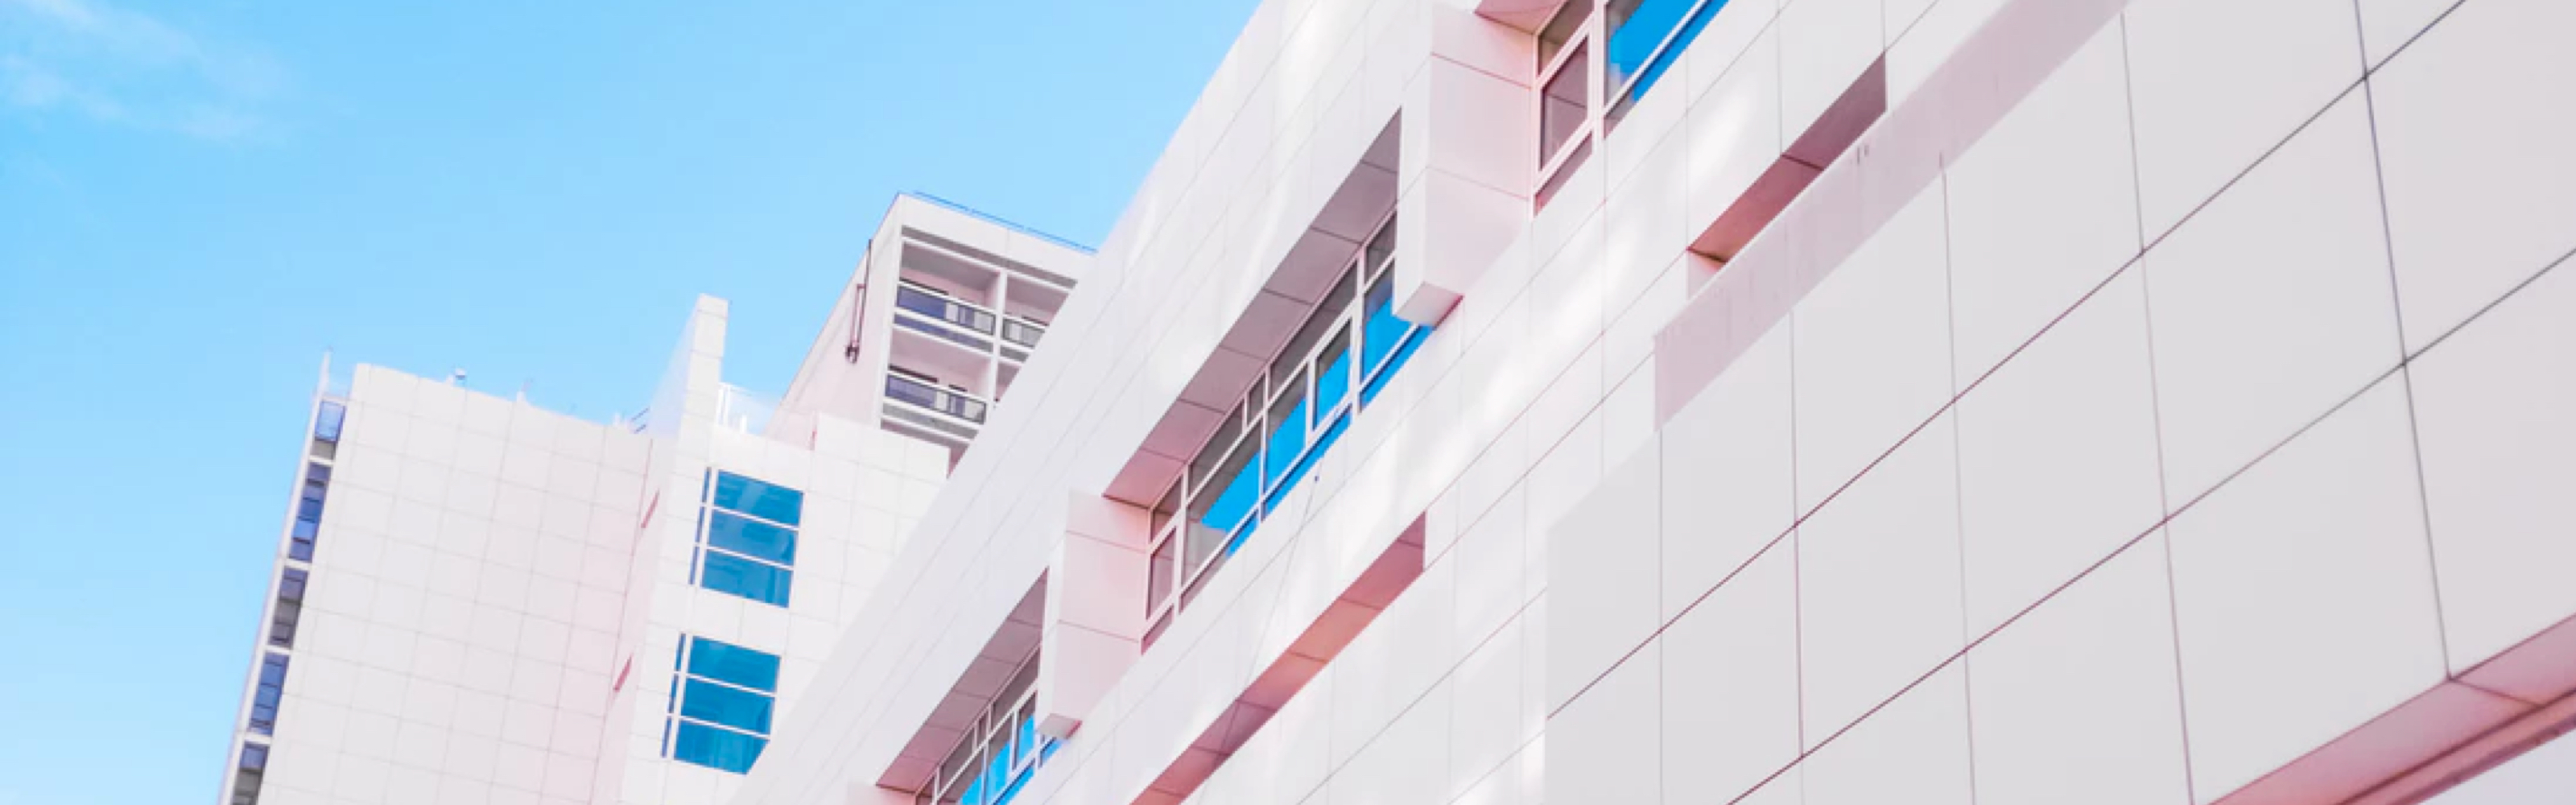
[716,384,776,434]
[896,284,999,336]
[998,317,1045,349]
[886,374,989,424]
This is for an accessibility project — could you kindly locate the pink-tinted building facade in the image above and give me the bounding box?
[729,0,2576,803]
[226,0,2576,803]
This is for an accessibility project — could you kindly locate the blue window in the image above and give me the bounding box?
[686,635,782,691]
[1608,0,1732,122]
[671,721,766,774]
[700,553,792,606]
[706,512,796,564]
[247,652,290,736]
[679,679,774,733]
[666,636,779,774]
[1144,213,1432,626]
[694,471,800,606]
[712,472,803,526]
[313,401,346,443]
[288,463,330,562]
[923,655,1056,805]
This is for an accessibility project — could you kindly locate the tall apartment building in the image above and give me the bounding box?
[225,0,2576,804]
[215,194,1088,805]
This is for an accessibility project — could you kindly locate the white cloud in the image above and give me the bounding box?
[0,0,285,141]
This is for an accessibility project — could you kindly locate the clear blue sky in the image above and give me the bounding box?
[0,1,1256,802]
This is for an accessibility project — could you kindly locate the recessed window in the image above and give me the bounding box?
[665,636,780,774]
[1605,0,1732,122]
[919,651,1055,805]
[267,568,308,650]
[1538,0,1594,66]
[230,742,269,805]
[1534,0,1738,204]
[1540,41,1591,167]
[692,471,800,607]
[309,400,345,460]
[1535,0,1600,205]
[287,463,329,562]
[247,652,289,736]
[1141,212,1431,637]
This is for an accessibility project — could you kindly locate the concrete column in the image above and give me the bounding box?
[1390,2,1537,326]
[1036,493,1151,737]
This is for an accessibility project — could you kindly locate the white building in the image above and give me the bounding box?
[226,0,2576,803]
[215,195,1088,805]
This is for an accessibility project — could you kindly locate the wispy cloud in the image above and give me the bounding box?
[0,0,286,141]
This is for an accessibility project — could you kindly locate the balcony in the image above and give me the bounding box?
[886,373,988,425]
[999,317,1045,350]
[895,283,1000,351]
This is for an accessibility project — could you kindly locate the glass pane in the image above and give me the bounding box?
[896,283,999,335]
[1361,284,1406,378]
[1605,0,1694,90]
[1262,367,1309,496]
[700,551,794,606]
[1269,274,1348,390]
[1186,433,1260,569]
[712,472,804,526]
[706,511,797,564]
[250,652,290,735]
[1540,42,1590,166]
[1364,213,1397,278]
[1612,0,1724,117]
[313,401,346,442]
[1188,402,1245,491]
[1150,477,1180,536]
[1266,415,1348,514]
[671,720,767,774]
[681,679,776,733]
[1147,535,1175,613]
[686,637,781,691]
[1538,0,1595,66]
[267,598,302,649]
[1315,328,1352,415]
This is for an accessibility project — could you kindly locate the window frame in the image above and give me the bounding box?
[1535,0,1736,204]
[1604,0,1731,123]
[1534,1,1604,206]
[921,650,1055,805]
[691,470,802,608]
[1139,208,1429,637]
[664,635,781,774]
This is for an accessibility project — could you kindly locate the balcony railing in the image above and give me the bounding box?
[886,374,989,424]
[999,317,1045,349]
[716,383,775,434]
[896,284,998,336]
